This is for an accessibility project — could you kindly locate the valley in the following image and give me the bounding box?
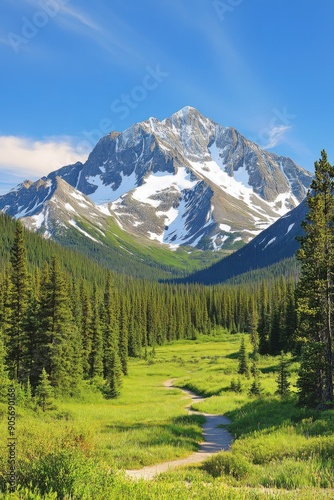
[2,2,333,499]
[0,112,332,500]
[0,108,311,277]
[0,333,333,499]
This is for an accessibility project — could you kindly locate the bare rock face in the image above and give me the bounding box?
[0,107,312,251]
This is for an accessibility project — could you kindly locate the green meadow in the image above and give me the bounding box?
[1,330,333,499]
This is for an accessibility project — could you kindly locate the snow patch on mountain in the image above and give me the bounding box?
[65,203,75,212]
[263,237,276,250]
[88,170,137,204]
[220,223,232,232]
[68,219,100,243]
[286,223,295,234]
[30,212,46,229]
[163,198,191,245]
[269,192,299,216]
[131,168,197,207]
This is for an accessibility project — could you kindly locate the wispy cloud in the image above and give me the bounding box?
[261,125,291,149]
[60,4,100,31]
[20,0,101,33]
[0,135,87,180]
[52,3,146,67]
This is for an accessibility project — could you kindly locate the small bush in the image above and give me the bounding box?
[203,451,253,479]
[14,450,115,498]
[229,378,242,393]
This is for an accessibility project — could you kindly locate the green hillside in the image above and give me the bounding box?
[0,212,224,282]
[57,213,225,280]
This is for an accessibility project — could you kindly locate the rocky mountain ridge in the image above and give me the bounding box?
[0,106,312,251]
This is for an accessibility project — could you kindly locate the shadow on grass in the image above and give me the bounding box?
[224,352,239,360]
[177,382,223,398]
[225,395,324,438]
[103,413,206,449]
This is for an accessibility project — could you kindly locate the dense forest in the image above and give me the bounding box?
[0,217,300,403]
[1,151,333,409]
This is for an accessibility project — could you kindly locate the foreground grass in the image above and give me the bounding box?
[0,330,333,499]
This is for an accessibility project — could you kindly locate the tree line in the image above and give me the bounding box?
[0,221,301,401]
[0,151,333,409]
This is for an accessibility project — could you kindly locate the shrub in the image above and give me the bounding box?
[14,450,115,498]
[203,451,253,479]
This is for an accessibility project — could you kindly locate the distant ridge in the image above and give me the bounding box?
[178,199,307,284]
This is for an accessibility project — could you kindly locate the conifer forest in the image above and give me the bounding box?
[0,152,333,499]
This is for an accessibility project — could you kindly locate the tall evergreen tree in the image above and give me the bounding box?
[35,368,55,412]
[296,150,334,407]
[39,256,82,394]
[80,284,93,377]
[7,221,30,382]
[238,336,249,377]
[276,351,290,397]
[103,274,122,397]
[258,282,271,354]
[284,281,298,351]
[89,283,104,379]
[249,357,262,396]
[119,298,129,376]
[297,343,325,406]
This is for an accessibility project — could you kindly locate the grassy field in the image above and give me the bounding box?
[0,330,333,499]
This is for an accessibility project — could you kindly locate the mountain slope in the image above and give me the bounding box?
[0,107,312,256]
[180,198,307,285]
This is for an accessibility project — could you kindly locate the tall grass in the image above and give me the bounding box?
[0,331,333,499]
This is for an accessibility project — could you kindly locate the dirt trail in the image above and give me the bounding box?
[125,379,233,480]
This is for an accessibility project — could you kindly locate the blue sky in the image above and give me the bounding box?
[0,0,333,194]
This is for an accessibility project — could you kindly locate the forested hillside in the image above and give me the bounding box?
[1,152,334,500]
[0,212,224,282]
[0,216,300,401]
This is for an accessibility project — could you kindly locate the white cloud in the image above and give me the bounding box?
[60,4,100,31]
[261,125,291,150]
[0,135,87,180]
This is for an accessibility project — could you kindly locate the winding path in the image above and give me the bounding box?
[125,379,233,480]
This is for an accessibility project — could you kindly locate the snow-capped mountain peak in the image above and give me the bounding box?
[0,107,312,251]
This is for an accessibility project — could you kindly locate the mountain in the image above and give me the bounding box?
[0,106,312,258]
[180,198,307,285]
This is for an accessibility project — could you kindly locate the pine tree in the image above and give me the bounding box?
[119,299,129,375]
[30,262,50,388]
[238,336,249,377]
[24,377,34,408]
[103,274,122,398]
[39,256,82,394]
[296,150,334,407]
[80,284,93,377]
[269,305,283,355]
[275,351,290,397]
[284,281,297,351]
[89,283,104,379]
[106,349,123,398]
[249,358,262,396]
[7,222,30,382]
[297,342,326,406]
[35,368,55,412]
[229,377,242,393]
[258,282,271,354]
